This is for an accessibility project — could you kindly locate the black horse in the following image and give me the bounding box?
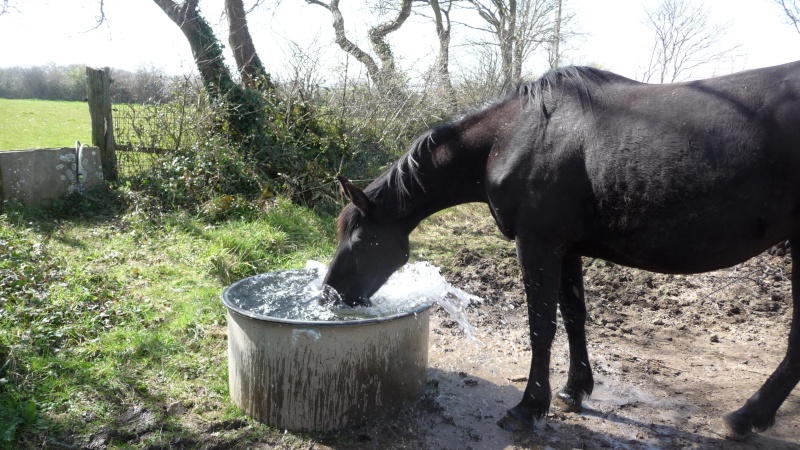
[323,61,800,439]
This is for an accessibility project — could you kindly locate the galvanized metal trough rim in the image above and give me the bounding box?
[222,273,434,327]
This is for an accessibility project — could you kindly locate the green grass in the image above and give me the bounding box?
[0,192,338,449]
[0,99,92,150]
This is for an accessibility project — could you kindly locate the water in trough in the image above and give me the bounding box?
[224,260,480,337]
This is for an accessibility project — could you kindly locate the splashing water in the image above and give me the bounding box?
[223,261,481,339]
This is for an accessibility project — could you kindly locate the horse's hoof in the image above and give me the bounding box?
[721,411,751,440]
[554,390,582,413]
[497,409,534,432]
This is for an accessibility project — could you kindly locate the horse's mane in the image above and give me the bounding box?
[376,128,445,210]
[512,66,618,112]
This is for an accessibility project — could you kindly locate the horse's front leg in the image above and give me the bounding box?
[497,238,563,431]
[554,254,593,412]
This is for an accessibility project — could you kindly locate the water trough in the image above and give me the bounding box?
[222,265,437,431]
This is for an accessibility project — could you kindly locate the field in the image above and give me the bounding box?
[0,99,92,150]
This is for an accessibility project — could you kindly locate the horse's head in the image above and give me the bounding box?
[323,176,410,307]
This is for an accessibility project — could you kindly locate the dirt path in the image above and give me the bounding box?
[321,251,800,450]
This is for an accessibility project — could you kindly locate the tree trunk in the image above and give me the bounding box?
[550,0,561,68]
[368,0,412,80]
[327,0,383,84]
[430,0,457,110]
[153,0,237,100]
[507,0,519,89]
[153,0,267,144]
[226,0,272,90]
[497,4,513,91]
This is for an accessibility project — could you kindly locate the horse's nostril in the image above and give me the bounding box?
[340,295,371,308]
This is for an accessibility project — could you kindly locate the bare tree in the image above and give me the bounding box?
[774,0,800,35]
[458,43,505,104]
[640,0,740,83]
[305,0,411,96]
[467,0,559,92]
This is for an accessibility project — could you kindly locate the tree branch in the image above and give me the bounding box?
[641,0,739,83]
[368,0,412,74]
[305,0,330,10]
[776,0,800,35]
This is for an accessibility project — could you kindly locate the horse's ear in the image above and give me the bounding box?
[337,176,371,212]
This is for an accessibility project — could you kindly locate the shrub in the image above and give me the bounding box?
[115,67,458,216]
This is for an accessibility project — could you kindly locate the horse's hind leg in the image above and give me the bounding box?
[722,236,800,439]
[553,255,594,413]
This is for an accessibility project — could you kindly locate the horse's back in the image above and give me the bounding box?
[546,62,800,272]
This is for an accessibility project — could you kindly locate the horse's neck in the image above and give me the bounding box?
[378,101,512,231]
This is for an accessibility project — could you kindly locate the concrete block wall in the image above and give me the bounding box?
[0,146,104,206]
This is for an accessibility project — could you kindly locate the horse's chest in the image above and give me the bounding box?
[485,154,583,240]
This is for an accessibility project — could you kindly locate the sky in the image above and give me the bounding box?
[0,0,799,85]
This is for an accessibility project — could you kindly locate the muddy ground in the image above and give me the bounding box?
[316,242,799,450]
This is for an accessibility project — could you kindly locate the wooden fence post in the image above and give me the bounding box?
[86,66,118,181]
[0,156,4,212]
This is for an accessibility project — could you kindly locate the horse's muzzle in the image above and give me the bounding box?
[318,284,372,308]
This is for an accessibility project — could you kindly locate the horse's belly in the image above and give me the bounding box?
[580,208,797,274]
[584,241,770,274]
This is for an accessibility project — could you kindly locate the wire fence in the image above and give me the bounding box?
[112,101,203,178]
